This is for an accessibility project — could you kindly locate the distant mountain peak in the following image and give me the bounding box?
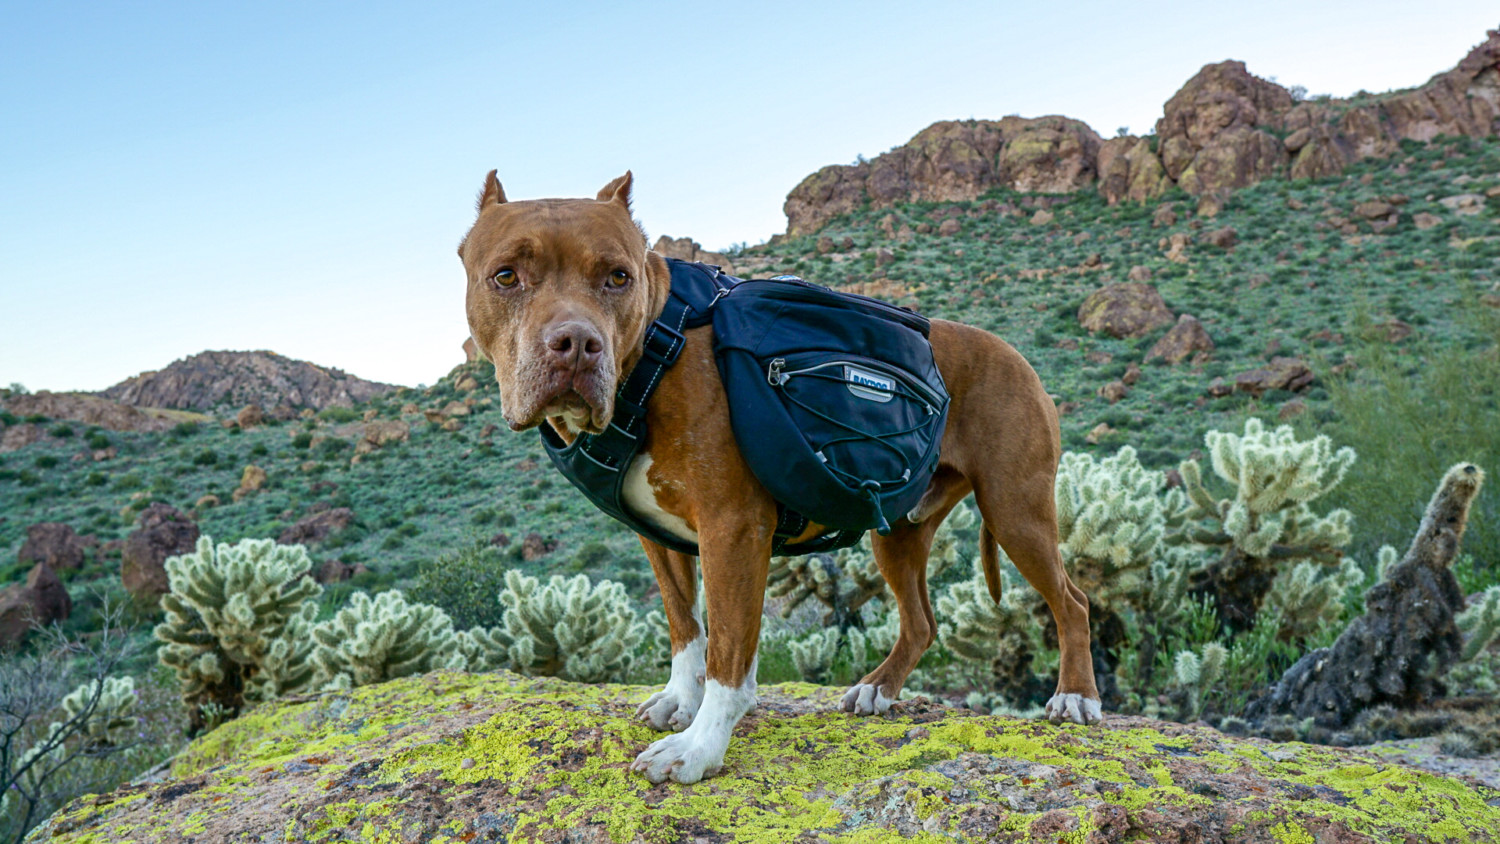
[97,349,397,412]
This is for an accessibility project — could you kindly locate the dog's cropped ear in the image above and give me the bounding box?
[477,170,507,213]
[596,171,633,211]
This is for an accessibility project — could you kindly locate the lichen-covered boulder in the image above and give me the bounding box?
[31,672,1500,843]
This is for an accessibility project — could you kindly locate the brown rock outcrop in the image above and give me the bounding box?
[462,336,482,364]
[99,350,396,412]
[18,523,90,571]
[784,117,1100,235]
[778,29,1500,235]
[277,508,356,546]
[236,404,264,429]
[1078,283,1175,339]
[1233,357,1315,396]
[0,423,44,453]
[121,504,200,601]
[233,465,268,502]
[1145,315,1215,364]
[2,391,176,433]
[0,563,71,648]
[650,236,736,274]
[355,419,411,455]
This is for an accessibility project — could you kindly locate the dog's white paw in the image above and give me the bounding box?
[631,729,725,785]
[636,687,701,732]
[840,683,894,716]
[1044,693,1103,725]
[636,636,706,732]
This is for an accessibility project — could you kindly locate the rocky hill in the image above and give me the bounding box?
[784,28,1500,234]
[98,349,397,413]
[30,671,1500,843]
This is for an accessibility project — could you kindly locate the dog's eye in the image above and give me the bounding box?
[492,268,518,288]
[607,269,631,288]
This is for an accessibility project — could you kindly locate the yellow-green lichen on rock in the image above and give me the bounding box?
[27,670,1500,843]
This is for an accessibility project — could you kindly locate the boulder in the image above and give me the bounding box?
[233,464,268,502]
[355,419,410,455]
[1232,357,1315,397]
[1354,200,1395,220]
[1126,265,1151,282]
[1438,193,1486,216]
[937,218,960,236]
[1203,226,1238,249]
[462,336,481,364]
[0,563,71,648]
[1151,203,1178,228]
[121,504,199,601]
[521,532,558,561]
[314,559,356,584]
[17,522,89,571]
[235,404,264,429]
[1145,315,1216,364]
[1029,208,1054,226]
[455,375,479,392]
[650,235,736,274]
[1077,283,1175,339]
[29,673,1500,842]
[1413,211,1443,230]
[1097,381,1128,403]
[277,508,356,546]
[269,404,298,422]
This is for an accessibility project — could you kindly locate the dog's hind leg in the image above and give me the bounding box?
[843,500,962,715]
[973,475,1102,725]
[635,540,705,732]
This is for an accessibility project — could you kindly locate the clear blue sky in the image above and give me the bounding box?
[2,2,1495,392]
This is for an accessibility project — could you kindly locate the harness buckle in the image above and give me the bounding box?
[640,322,685,367]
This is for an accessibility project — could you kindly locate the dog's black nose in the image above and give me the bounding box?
[545,321,604,370]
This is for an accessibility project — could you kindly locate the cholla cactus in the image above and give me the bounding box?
[465,571,645,683]
[788,628,841,683]
[1170,419,1356,629]
[59,676,137,749]
[1169,643,1227,721]
[311,590,466,691]
[782,607,901,685]
[769,505,975,630]
[1457,586,1500,663]
[1055,447,1165,608]
[155,537,322,730]
[1262,559,1364,643]
[935,556,1053,706]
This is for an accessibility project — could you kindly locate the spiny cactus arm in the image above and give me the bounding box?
[1458,586,1500,663]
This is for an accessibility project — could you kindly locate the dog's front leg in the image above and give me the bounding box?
[631,519,770,785]
[636,541,706,731]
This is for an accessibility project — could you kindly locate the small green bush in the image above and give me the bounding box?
[409,541,510,630]
[49,424,74,438]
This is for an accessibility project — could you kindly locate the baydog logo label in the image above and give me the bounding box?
[844,365,894,403]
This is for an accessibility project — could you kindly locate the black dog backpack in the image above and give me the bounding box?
[540,259,950,555]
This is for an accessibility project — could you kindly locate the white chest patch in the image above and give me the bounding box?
[622,452,698,543]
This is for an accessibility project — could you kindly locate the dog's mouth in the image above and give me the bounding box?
[505,368,615,435]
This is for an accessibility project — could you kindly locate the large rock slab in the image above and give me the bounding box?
[31,672,1500,843]
[1077,283,1175,339]
[0,563,71,648]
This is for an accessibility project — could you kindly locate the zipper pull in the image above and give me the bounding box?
[709,284,732,307]
[767,358,786,386]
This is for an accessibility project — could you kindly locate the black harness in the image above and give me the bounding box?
[539,260,862,556]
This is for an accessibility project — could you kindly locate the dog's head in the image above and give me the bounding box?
[458,171,669,435]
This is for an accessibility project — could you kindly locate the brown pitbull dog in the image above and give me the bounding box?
[459,171,1101,785]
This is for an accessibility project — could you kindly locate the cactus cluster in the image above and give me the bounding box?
[463,570,646,683]
[154,537,322,730]
[311,590,467,691]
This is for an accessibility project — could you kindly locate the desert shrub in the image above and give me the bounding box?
[291,433,313,450]
[33,455,58,469]
[192,449,218,466]
[408,541,510,630]
[317,406,361,423]
[1311,309,1500,584]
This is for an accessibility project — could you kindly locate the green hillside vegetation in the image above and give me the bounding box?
[2,132,1498,838]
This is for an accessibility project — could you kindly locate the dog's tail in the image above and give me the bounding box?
[979,524,1003,604]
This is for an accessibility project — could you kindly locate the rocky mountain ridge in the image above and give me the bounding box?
[783,27,1500,234]
[97,349,396,413]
